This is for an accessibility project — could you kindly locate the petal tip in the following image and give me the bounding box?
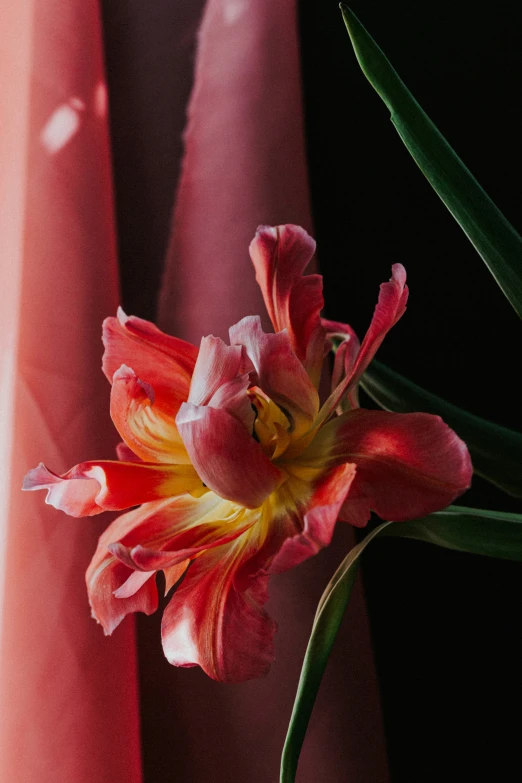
[22,463,55,491]
[116,306,129,325]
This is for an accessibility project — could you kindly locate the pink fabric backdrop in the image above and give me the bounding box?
[0,2,141,781]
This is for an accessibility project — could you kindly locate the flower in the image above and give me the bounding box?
[23,225,472,682]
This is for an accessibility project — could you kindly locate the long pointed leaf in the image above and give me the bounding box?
[340,5,522,318]
[280,522,392,783]
[361,360,522,498]
[280,505,522,781]
[384,505,522,560]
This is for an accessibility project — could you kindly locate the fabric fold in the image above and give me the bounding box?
[0,2,142,781]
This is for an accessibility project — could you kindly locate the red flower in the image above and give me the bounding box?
[23,225,471,682]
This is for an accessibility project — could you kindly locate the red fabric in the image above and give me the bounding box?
[0,2,141,781]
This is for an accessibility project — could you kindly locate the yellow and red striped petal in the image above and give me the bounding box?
[111,502,257,571]
[250,224,325,385]
[87,493,247,634]
[229,315,319,439]
[110,364,190,463]
[22,459,204,516]
[102,308,197,417]
[176,401,285,508]
[299,408,472,526]
[87,493,262,665]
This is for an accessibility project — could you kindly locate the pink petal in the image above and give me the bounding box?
[110,364,190,464]
[250,224,325,385]
[161,533,276,682]
[102,307,197,418]
[86,503,164,633]
[319,265,408,422]
[164,562,190,595]
[22,459,204,516]
[113,569,156,599]
[270,462,357,573]
[188,335,254,429]
[229,315,319,438]
[176,401,285,508]
[302,408,472,525]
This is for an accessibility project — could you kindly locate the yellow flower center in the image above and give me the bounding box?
[248,386,292,460]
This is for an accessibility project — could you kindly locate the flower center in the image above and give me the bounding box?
[248,386,292,460]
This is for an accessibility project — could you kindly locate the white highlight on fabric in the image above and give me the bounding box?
[222,0,246,26]
[40,98,86,154]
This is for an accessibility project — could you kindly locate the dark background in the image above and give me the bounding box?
[299,1,521,780]
[102,1,521,780]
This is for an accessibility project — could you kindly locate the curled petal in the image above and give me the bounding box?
[176,402,285,508]
[270,462,357,573]
[250,224,325,385]
[87,528,160,634]
[298,408,472,525]
[161,534,276,682]
[22,460,204,517]
[87,502,168,633]
[230,315,319,438]
[103,308,197,417]
[111,365,190,463]
[88,557,158,635]
[188,335,254,430]
[322,318,361,410]
[113,569,157,599]
[318,265,408,423]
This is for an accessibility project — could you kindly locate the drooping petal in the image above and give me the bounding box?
[161,532,276,682]
[229,315,319,438]
[188,335,254,430]
[296,408,472,526]
[270,462,357,573]
[318,265,408,423]
[250,224,325,385]
[102,307,197,417]
[176,401,285,508]
[110,364,190,464]
[159,462,356,682]
[86,501,170,633]
[87,493,240,633]
[22,460,204,517]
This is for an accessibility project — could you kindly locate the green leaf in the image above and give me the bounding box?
[280,506,522,781]
[280,522,392,783]
[340,5,522,318]
[361,360,522,498]
[383,505,522,561]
